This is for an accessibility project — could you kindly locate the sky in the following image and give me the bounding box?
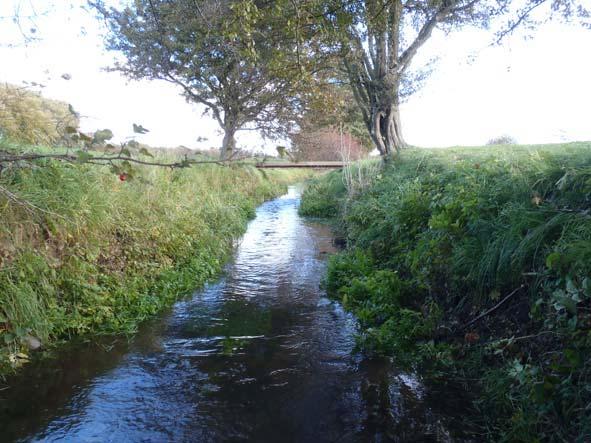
[0,1,590,152]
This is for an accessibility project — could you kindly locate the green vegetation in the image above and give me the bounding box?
[300,142,591,442]
[0,83,78,145]
[298,171,346,218]
[0,140,309,374]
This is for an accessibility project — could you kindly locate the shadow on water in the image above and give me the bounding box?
[0,186,473,442]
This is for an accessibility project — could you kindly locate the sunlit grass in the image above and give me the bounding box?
[0,140,311,373]
[300,141,591,441]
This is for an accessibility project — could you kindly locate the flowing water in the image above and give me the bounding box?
[0,186,468,442]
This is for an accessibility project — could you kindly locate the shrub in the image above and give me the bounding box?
[486,135,517,145]
[299,170,347,218]
[291,127,368,161]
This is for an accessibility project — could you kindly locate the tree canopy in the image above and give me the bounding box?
[287,0,588,156]
[5,0,584,160]
[92,0,589,158]
[94,0,313,159]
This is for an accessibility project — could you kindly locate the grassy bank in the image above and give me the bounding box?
[0,141,310,374]
[301,142,591,442]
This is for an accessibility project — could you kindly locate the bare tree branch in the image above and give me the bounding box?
[0,150,251,169]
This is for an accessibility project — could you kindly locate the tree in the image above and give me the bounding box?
[291,128,368,161]
[286,0,589,157]
[1,1,84,47]
[302,81,373,144]
[308,0,498,156]
[290,81,372,160]
[94,0,308,159]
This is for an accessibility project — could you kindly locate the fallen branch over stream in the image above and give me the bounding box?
[0,150,250,169]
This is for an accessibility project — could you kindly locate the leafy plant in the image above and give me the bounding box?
[302,142,591,441]
[0,140,311,374]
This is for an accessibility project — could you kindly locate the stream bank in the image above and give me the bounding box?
[1,186,471,442]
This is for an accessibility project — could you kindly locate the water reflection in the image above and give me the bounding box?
[0,186,467,442]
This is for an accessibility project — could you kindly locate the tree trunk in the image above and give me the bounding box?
[369,102,407,157]
[221,126,236,160]
[388,105,407,153]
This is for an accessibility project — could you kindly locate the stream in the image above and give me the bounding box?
[0,186,469,442]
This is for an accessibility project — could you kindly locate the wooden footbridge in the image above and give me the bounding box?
[255,161,346,169]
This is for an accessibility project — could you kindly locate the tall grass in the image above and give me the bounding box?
[0,83,78,145]
[301,142,591,442]
[0,140,309,373]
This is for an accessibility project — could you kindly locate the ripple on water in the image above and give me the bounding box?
[1,186,473,443]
